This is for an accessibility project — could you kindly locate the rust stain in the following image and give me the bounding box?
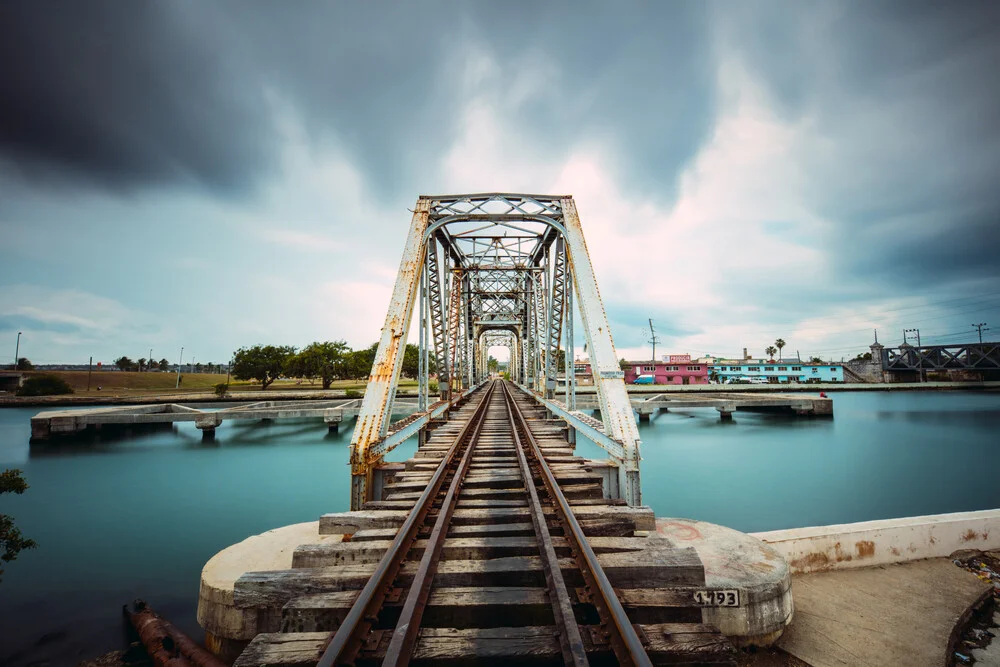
[928,535,937,545]
[833,542,853,563]
[962,529,980,542]
[790,552,830,571]
[890,547,901,556]
[855,540,876,559]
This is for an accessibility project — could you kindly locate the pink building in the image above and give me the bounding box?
[575,355,709,385]
[623,354,709,385]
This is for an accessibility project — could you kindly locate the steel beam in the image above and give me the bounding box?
[350,201,431,509]
[560,197,642,506]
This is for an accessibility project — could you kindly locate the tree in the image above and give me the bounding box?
[487,356,499,373]
[158,358,169,371]
[231,345,296,389]
[195,362,203,373]
[15,358,32,371]
[114,356,134,371]
[347,343,380,380]
[809,356,824,364]
[137,358,147,372]
[287,341,350,389]
[1,469,37,584]
[765,346,777,361]
[400,345,440,379]
[402,344,420,379]
[775,339,786,360]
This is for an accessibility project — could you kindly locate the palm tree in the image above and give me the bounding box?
[775,339,786,360]
[765,346,777,361]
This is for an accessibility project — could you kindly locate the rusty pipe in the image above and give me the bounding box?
[125,600,227,667]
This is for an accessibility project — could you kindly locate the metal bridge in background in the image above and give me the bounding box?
[881,341,1000,372]
[348,193,641,510]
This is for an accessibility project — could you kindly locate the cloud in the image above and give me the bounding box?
[2,1,999,367]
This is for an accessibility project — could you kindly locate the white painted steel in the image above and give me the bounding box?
[561,198,643,505]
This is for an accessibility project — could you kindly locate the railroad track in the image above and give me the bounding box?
[234,380,736,666]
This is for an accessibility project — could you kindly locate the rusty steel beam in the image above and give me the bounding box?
[349,201,431,510]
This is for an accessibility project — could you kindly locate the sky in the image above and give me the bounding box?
[2,0,999,367]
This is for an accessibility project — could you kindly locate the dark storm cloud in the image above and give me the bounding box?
[0,1,275,193]
[725,1,1000,289]
[0,1,716,202]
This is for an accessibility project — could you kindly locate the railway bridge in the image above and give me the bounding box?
[201,195,791,665]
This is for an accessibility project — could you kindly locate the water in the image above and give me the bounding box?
[1,391,998,664]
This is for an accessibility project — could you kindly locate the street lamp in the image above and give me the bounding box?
[176,346,184,389]
[149,348,153,372]
[14,331,22,370]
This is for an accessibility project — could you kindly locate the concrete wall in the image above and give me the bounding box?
[752,509,1000,574]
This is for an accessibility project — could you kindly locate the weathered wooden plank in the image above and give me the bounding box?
[232,631,329,667]
[292,535,652,568]
[237,547,704,610]
[282,587,554,632]
[320,504,655,532]
[235,624,735,666]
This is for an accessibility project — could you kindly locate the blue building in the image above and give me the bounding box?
[710,360,843,384]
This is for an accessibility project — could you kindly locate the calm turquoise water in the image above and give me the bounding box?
[0,391,998,664]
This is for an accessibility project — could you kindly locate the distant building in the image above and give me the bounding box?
[615,354,710,385]
[710,360,843,383]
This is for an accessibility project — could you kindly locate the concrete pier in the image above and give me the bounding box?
[570,391,832,421]
[29,398,417,441]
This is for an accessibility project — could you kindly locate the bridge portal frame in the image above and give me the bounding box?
[349,194,642,509]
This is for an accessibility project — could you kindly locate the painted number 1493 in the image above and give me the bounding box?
[693,589,740,607]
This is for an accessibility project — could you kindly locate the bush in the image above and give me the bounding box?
[344,389,363,399]
[214,383,230,397]
[16,375,74,397]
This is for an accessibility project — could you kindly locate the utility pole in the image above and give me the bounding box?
[972,323,989,344]
[904,328,922,382]
[87,356,93,391]
[148,348,153,372]
[176,346,184,389]
[14,331,21,370]
[647,319,660,364]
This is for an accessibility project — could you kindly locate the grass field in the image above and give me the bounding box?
[20,370,418,398]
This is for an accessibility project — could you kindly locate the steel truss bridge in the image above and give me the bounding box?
[882,342,1000,372]
[348,193,641,510]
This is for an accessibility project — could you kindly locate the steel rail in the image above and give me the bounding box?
[317,382,496,666]
[381,382,495,665]
[504,382,654,667]
[501,382,588,667]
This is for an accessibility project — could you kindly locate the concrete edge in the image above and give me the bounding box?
[752,508,1000,574]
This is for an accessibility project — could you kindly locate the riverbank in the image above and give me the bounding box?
[4,380,999,408]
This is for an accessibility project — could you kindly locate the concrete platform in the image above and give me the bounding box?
[198,521,342,662]
[777,558,992,666]
[655,518,794,646]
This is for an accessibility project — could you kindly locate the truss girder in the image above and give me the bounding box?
[426,236,450,392]
[545,237,567,393]
[882,342,1000,370]
[350,193,642,509]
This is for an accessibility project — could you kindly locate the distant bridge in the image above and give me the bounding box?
[881,341,1000,372]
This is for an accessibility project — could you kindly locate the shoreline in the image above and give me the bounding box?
[3,380,998,408]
